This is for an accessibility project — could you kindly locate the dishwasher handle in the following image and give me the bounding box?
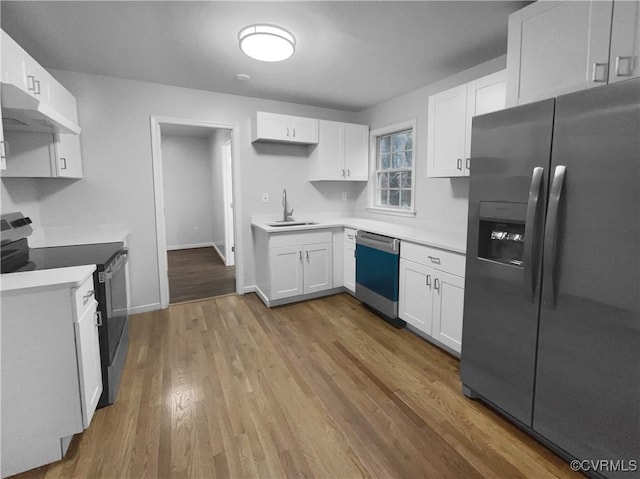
[355,231,400,254]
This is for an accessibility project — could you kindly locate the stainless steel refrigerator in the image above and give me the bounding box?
[461,78,639,477]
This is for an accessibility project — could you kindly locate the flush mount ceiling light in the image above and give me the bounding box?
[238,24,295,62]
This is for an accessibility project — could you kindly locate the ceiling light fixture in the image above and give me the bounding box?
[238,24,295,62]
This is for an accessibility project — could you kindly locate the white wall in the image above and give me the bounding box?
[353,55,507,233]
[208,129,230,259]
[4,70,359,311]
[161,133,215,250]
[1,178,42,227]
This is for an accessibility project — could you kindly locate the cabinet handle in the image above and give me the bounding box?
[341,168,345,177]
[591,62,608,82]
[347,234,354,240]
[60,157,67,170]
[465,158,470,171]
[434,278,440,293]
[457,158,462,170]
[34,79,41,95]
[27,75,36,91]
[615,56,633,77]
[292,128,296,138]
[426,274,431,288]
[305,250,309,262]
[298,250,302,261]
[83,290,95,305]
[347,169,351,177]
[428,255,441,265]
[0,141,6,159]
[286,127,290,137]
[95,311,103,327]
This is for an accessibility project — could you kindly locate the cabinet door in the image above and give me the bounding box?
[506,1,613,106]
[310,120,343,181]
[427,84,467,177]
[399,258,434,334]
[1,31,28,92]
[270,245,304,300]
[432,271,465,354]
[47,77,79,125]
[303,242,333,294]
[54,134,83,178]
[464,70,506,172]
[74,301,103,429]
[256,112,289,141]
[343,241,356,293]
[608,0,640,83]
[289,116,318,144]
[344,123,369,181]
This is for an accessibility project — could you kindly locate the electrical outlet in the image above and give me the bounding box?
[262,193,269,203]
[341,191,348,201]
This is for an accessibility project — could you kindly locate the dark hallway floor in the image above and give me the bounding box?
[168,247,235,303]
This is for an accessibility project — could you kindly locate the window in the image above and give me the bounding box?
[369,121,416,216]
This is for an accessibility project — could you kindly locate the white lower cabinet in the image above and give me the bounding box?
[257,229,334,304]
[1,270,102,477]
[343,228,356,293]
[399,242,465,354]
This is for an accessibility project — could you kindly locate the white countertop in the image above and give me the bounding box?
[29,224,130,248]
[1,265,96,294]
[251,214,467,254]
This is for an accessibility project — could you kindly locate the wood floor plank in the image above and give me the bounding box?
[168,247,235,303]
[9,293,582,479]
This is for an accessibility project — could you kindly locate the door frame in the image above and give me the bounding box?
[149,115,243,309]
[222,137,235,266]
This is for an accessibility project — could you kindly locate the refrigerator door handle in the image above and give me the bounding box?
[542,165,567,309]
[523,167,544,301]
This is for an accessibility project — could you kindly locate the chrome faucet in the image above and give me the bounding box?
[282,189,294,222]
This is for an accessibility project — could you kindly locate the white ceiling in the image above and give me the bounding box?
[1,1,531,112]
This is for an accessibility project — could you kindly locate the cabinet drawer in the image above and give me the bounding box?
[269,230,332,248]
[401,241,465,277]
[344,228,357,244]
[74,274,97,319]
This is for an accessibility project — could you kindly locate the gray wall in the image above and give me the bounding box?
[161,133,215,250]
[353,55,507,234]
[0,70,358,312]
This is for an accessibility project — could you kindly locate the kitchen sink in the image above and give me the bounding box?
[267,221,319,227]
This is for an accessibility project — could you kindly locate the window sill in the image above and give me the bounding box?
[366,207,416,218]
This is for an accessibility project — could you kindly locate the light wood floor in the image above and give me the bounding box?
[13,293,579,479]
[168,247,235,303]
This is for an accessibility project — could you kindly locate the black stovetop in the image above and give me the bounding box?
[1,239,124,273]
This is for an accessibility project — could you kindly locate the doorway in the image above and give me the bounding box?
[150,117,241,308]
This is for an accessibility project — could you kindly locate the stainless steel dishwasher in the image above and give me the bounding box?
[355,231,405,328]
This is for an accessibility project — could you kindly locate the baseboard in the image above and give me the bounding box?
[166,242,214,251]
[212,243,226,263]
[243,285,256,295]
[128,303,162,314]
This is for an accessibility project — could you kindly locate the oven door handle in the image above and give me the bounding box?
[102,248,129,280]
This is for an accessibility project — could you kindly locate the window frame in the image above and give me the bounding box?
[367,119,417,217]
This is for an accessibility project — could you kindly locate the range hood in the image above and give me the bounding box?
[1,83,81,135]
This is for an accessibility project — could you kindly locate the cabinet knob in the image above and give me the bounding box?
[591,62,608,83]
[615,56,633,77]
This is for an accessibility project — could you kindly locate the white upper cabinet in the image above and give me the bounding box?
[2,130,83,179]
[308,120,369,181]
[1,30,81,134]
[252,111,319,144]
[428,70,506,178]
[608,0,640,84]
[506,1,639,106]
